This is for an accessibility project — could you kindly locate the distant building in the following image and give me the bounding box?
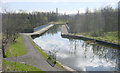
[56,8,58,15]
[119,1,120,10]
[78,10,79,15]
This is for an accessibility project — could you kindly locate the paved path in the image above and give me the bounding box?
[5,35,62,71]
[23,24,54,36]
[61,25,68,35]
[0,49,2,72]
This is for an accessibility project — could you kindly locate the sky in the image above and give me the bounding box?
[0,0,119,14]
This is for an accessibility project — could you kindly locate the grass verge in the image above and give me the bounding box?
[2,59,43,71]
[5,34,27,57]
[48,21,66,24]
[76,31,119,44]
[28,36,48,59]
[28,36,65,70]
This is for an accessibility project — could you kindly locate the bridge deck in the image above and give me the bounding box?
[61,25,68,35]
[23,24,54,36]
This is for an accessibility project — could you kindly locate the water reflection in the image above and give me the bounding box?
[33,25,120,71]
[43,25,61,36]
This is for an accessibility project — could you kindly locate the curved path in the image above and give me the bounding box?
[4,35,62,71]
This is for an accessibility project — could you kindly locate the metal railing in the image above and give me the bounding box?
[65,24,71,33]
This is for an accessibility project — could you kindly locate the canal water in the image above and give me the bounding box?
[33,25,120,71]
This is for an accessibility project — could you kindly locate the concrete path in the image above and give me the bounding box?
[23,24,54,36]
[0,49,2,72]
[4,35,62,71]
[61,25,68,35]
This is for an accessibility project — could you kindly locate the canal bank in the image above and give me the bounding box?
[29,36,75,71]
[33,24,120,71]
[61,25,120,49]
[30,24,76,71]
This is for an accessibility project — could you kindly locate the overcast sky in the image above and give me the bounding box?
[0,0,119,14]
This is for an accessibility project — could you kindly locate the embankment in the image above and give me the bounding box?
[29,24,76,71]
[61,25,120,49]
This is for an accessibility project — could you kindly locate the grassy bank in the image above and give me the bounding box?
[28,36,48,59]
[28,36,65,70]
[76,31,119,44]
[6,34,27,57]
[2,59,43,71]
[49,21,66,24]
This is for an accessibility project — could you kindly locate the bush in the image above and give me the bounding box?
[90,31,104,37]
[23,28,33,33]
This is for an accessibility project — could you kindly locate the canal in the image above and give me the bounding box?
[33,25,120,71]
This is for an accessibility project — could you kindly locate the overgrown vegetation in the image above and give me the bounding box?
[2,59,43,71]
[76,31,119,44]
[49,21,66,24]
[68,6,119,44]
[5,34,27,57]
[69,6,118,33]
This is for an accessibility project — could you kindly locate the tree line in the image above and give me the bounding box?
[2,11,70,41]
[68,6,118,35]
[2,11,70,57]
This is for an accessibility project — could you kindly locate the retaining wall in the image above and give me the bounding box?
[61,25,120,49]
[31,24,76,71]
[34,24,50,32]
